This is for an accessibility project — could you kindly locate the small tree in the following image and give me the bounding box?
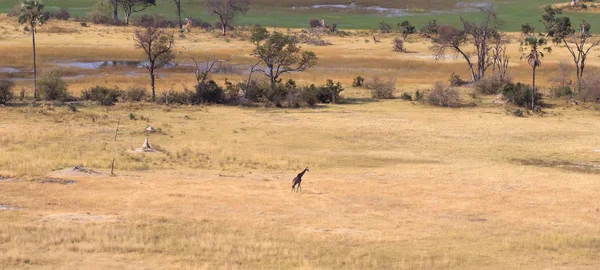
[419,20,438,38]
[431,25,476,82]
[18,0,47,100]
[134,25,175,101]
[250,26,318,89]
[397,20,416,40]
[205,0,251,36]
[119,0,156,25]
[521,23,535,36]
[379,21,392,33]
[521,36,547,110]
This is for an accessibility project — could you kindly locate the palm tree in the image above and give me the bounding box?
[522,36,547,110]
[18,0,47,100]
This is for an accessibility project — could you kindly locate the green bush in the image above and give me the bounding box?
[316,79,344,104]
[474,77,505,95]
[193,80,224,104]
[38,70,70,101]
[122,86,148,102]
[427,82,461,107]
[500,82,542,108]
[81,86,121,105]
[552,86,573,98]
[366,77,395,99]
[352,76,365,87]
[379,21,392,33]
[0,80,15,104]
[400,92,412,101]
[301,84,319,107]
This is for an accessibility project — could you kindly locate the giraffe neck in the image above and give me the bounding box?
[298,169,308,177]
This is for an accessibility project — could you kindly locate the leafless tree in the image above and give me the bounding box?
[490,35,510,81]
[205,0,251,36]
[461,5,501,81]
[562,21,600,92]
[134,25,175,101]
[119,0,156,25]
[178,47,232,85]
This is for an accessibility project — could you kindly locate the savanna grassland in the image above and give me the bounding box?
[1,5,600,270]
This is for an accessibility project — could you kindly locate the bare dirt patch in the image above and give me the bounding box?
[0,203,19,211]
[514,159,600,174]
[49,166,109,178]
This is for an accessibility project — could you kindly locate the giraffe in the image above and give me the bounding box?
[182,17,192,33]
[291,167,309,193]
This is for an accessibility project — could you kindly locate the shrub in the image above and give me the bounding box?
[400,92,412,101]
[301,84,319,107]
[122,86,148,102]
[579,75,600,103]
[193,80,224,104]
[352,76,365,87]
[158,89,193,105]
[419,20,438,38]
[379,21,392,33]
[0,80,15,104]
[6,3,21,17]
[285,87,303,108]
[500,82,542,108]
[393,38,405,52]
[242,81,266,102]
[397,20,416,39]
[309,19,321,28]
[449,73,468,87]
[427,82,460,107]
[38,70,70,101]
[134,14,177,28]
[366,77,395,99]
[473,77,505,95]
[51,7,70,21]
[414,90,425,102]
[316,79,344,104]
[81,86,121,105]
[552,85,573,98]
[521,23,535,36]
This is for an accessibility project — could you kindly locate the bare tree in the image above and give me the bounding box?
[18,0,47,100]
[461,5,500,81]
[490,35,510,81]
[205,0,251,36]
[250,26,318,89]
[178,47,232,85]
[549,59,572,87]
[134,25,175,101]
[431,24,476,82]
[119,0,156,25]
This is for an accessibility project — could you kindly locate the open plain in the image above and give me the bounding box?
[1,2,600,269]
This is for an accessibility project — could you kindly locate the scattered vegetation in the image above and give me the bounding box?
[428,82,460,107]
[366,77,395,99]
[352,76,364,87]
[500,82,542,108]
[37,70,70,101]
[81,85,121,105]
[0,80,15,104]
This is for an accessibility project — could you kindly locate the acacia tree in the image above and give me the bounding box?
[205,0,251,36]
[134,25,175,101]
[119,0,156,24]
[521,36,547,109]
[461,6,500,81]
[18,0,47,100]
[250,26,317,89]
[431,25,476,82]
[542,6,600,92]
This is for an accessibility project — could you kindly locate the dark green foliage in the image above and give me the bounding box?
[449,73,468,87]
[474,77,505,95]
[81,86,121,105]
[315,79,344,104]
[0,80,15,104]
[352,76,364,87]
[521,23,535,35]
[301,84,318,107]
[38,70,70,101]
[400,92,412,101]
[500,82,542,107]
[122,86,148,102]
[379,21,392,33]
[541,5,574,43]
[414,90,425,101]
[193,80,224,104]
[397,20,416,39]
[552,85,573,98]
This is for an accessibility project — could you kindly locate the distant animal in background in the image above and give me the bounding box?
[291,167,309,193]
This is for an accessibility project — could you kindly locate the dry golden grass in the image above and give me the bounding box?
[2,13,600,270]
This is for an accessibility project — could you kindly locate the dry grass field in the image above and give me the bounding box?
[1,14,600,269]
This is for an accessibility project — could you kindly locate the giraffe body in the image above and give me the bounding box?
[291,168,309,192]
